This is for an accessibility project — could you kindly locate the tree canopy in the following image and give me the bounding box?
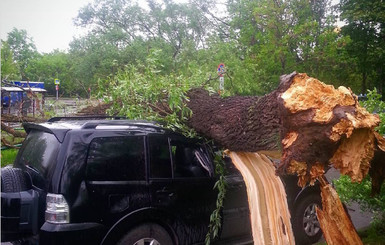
[1,0,384,98]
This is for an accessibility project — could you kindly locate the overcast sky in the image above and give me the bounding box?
[0,0,93,53]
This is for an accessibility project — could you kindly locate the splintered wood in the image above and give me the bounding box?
[280,73,380,186]
[227,152,295,245]
[316,178,363,245]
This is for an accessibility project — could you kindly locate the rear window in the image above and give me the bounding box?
[14,130,61,179]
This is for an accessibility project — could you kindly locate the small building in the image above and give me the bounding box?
[1,81,47,116]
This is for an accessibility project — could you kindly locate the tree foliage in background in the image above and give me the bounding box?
[25,50,72,95]
[1,40,21,80]
[340,0,385,96]
[1,0,384,99]
[6,28,39,80]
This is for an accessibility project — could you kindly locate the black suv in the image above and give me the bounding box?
[1,117,322,244]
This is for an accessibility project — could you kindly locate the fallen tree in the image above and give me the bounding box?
[186,72,384,244]
[93,71,385,244]
[186,72,384,193]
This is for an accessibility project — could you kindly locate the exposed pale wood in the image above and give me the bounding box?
[316,177,363,245]
[330,128,375,182]
[227,151,295,245]
[279,73,380,186]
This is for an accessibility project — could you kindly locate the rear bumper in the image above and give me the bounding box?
[40,222,107,245]
[1,189,39,241]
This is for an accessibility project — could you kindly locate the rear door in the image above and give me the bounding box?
[85,135,150,225]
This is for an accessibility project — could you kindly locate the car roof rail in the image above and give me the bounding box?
[81,120,162,130]
[48,116,127,122]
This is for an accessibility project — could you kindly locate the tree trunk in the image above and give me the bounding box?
[187,72,382,186]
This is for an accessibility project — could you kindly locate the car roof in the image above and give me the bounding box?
[23,117,172,143]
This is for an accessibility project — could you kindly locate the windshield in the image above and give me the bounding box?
[14,130,60,180]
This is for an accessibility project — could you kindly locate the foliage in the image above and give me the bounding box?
[334,175,385,242]
[1,149,19,167]
[6,28,39,79]
[335,175,385,214]
[3,0,384,98]
[205,151,227,245]
[25,50,73,95]
[340,0,385,95]
[358,217,385,245]
[361,88,385,134]
[1,40,21,80]
[99,49,207,135]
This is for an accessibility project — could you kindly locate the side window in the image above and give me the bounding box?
[171,141,210,178]
[86,136,145,181]
[149,136,172,178]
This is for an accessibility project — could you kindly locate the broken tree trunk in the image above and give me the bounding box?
[187,72,382,187]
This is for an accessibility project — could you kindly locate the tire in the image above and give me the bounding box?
[292,194,323,245]
[117,223,173,245]
[1,167,32,192]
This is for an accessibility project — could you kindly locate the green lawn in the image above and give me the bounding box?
[1,148,18,167]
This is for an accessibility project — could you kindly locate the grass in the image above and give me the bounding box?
[358,220,385,245]
[1,148,18,167]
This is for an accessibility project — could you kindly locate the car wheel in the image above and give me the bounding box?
[1,167,32,192]
[117,223,173,245]
[292,194,323,245]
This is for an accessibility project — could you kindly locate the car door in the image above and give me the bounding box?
[85,135,150,225]
[148,134,217,244]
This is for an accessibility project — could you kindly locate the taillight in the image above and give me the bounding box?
[45,193,70,224]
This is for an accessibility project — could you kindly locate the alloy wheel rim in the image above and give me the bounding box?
[303,203,321,236]
[133,238,161,245]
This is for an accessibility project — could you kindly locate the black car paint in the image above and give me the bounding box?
[3,119,320,244]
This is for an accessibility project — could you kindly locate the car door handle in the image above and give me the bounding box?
[156,189,176,201]
[168,192,176,200]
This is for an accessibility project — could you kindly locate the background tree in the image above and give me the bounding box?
[340,0,385,96]
[25,50,73,95]
[1,40,21,80]
[6,28,39,80]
